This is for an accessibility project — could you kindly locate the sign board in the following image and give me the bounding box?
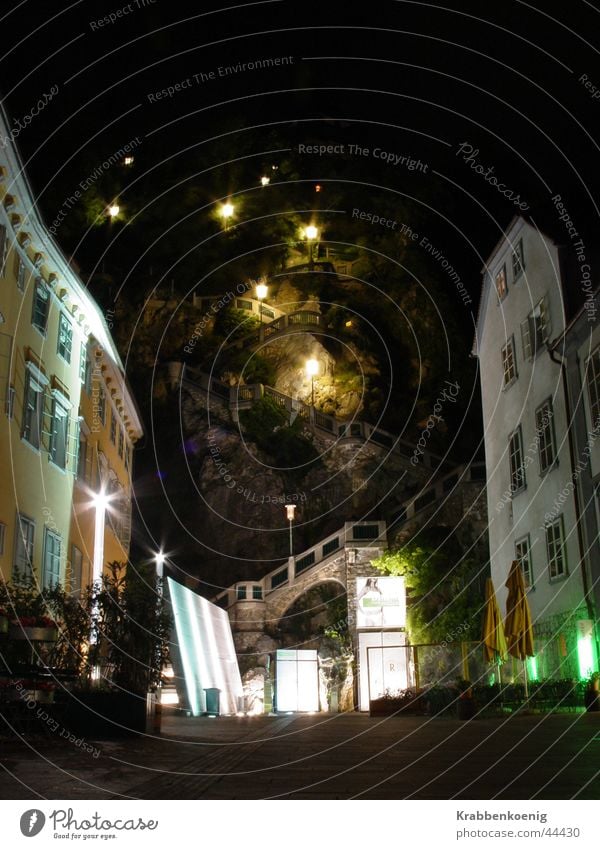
[356,576,406,629]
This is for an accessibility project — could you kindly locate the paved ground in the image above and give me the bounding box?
[1,711,599,799]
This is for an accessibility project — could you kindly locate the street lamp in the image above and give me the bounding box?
[219,201,235,230]
[256,281,268,322]
[305,358,319,407]
[154,550,166,579]
[303,224,319,269]
[285,504,296,558]
[108,203,120,219]
[260,175,270,186]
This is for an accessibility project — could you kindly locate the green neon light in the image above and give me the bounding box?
[527,656,538,681]
[577,633,594,681]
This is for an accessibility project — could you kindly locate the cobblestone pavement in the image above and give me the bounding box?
[1,711,599,799]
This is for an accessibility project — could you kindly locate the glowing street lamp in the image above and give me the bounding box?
[256,281,268,322]
[305,358,319,407]
[108,203,120,219]
[285,504,296,558]
[303,224,319,269]
[260,175,270,187]
[219,201,235,229]
[155,550,166,578]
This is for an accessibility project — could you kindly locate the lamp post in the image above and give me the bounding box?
[305,358,319,407]
[256,281,268,323]
[260,175,270,186]
[219,201,235,230]
[108,203,120,219]
[285,504,296,558]
[154,551,166,597]
[303,224,319,270]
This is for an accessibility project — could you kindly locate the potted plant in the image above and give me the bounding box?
[457,679,476,720]
[584,672,600,712]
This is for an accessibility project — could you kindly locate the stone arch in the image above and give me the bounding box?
[264,559,347,628]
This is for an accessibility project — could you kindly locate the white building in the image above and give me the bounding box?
[473,215,598,680]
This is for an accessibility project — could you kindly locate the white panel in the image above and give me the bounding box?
[358,632,408,711]
[276,649,319,712]
[356,577,406,629]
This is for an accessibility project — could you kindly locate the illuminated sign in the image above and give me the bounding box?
[276,649,319,712]
[356,577,406,629]
[167,578,243,716]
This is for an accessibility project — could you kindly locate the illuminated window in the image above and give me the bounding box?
[57,313,73,363]
[43,528,61,589]
[501,336,517,386]
[31,279,50,334]
[536,399,556,473]
[50,399,69,469]
[512,238,525,281]
[22,371,44,449]
[509,426,526,493]
[515,534,533,587]
[546,516,567,580]
[586,346,600,431]
[521,296,551,360]
[14,514,35,581]
[495,264,507,300]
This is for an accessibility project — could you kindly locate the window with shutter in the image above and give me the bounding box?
[14,514,35,581]
[509,426,526,493]
[512,238,525,281]
[546,517,567,579]
[14,253,27,291]
[50,399,69,468]
[536,399,556,473]
[31,279,50,334]
[495,265,508,300]
[521,318,532,360]
[22,372,44,448]
[57,313,73,363]
[515,535,533,587]
[43,529,61,589]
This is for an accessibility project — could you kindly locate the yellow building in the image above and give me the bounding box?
[0,105,142,595]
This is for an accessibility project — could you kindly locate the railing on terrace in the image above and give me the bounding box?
[213,520,387,608]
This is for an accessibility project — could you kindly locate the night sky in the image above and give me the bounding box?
[3,0,600,582]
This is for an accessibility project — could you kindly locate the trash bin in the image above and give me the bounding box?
[204,688,221,716]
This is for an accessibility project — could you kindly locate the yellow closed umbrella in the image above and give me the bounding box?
[504,559,535,695]
[482,578,508,665]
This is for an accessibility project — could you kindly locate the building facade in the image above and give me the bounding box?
[474,215,598,680]
[0,105,142,596]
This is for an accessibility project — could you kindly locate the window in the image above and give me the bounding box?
[586,346,600,431]
[509,426,526,493]
[84,351,93,393]
[98,387,106,426]
[14,253,27,291]
[236,586,247,600]
[546,517,567,580]
[0,225,7,276]
[5,385,15,419]
[22,370,44,449]
[252,585,263,600]
[536,399,556,473]
[515,535,533,588]
[79,343,87,383]
[118,428,124,458]
[0,521,5,555]
[14,514,34,581]
[69,545,83,597]
[77,429,87,480]
[110,408,117,444]
[521,296,551,360]
[50,399,69,469]
[501,337,517,386]
[495,265,507,300]
[57,313,73,363]
[512,238,525,281]
[43,529,61,589]
[31,279,50,334]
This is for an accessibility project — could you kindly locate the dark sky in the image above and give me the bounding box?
[4,0,600,292]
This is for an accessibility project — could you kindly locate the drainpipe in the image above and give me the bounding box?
[547,344,596,627]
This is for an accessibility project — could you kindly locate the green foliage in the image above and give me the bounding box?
[240,397,320,479]
[219,347,276,386]
[214,306,260,342]
[373,527,482,644]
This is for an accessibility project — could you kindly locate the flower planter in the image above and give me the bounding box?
[369,693,425,717]
[8,625,58,642]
